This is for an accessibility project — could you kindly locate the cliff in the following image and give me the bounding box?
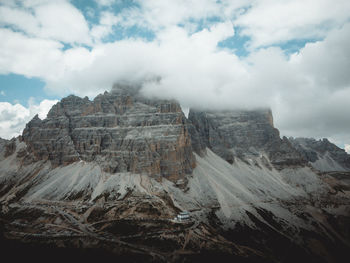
[188,108,306,167]
[21,86,196,182]
[289,137,350,172]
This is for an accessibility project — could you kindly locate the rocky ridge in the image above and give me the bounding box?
[188,109,306,167]
[289,137,350,172]
[20,85,195,182]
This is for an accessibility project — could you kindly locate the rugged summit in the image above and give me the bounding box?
[290,137,350,172]
[188,109,305,167]
[21,86,195,182]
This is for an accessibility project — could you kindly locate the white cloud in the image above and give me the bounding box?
[0,28,63,78]
[345,144,350,154]
[43,22,241,101]
[0,0,91,44]
[272,24,350,140]
[0,99,58,139]
[28,98,58,119]
[290,23,350,91]
[114,0,248,31]
[0,28,97,81]
[0,90,5,96]
[0,5,38,34]
[34,1,91,44]
[91,11,121,42]
[236,0,350,48]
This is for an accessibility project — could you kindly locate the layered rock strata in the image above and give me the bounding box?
[289,137,350,172]
[188,109,306,166]
[21,87,196,181]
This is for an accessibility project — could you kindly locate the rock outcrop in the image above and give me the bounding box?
[21,85,196,182]
[188,108,306,167]
[0,137,17,159]
[0,137,8,150]
[289,137,350,172]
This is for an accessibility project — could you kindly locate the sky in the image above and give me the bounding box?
[0,0,349,152]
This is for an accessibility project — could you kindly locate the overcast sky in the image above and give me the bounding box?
[0,0,349,152]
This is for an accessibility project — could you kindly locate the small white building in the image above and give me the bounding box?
[174,211,190,221]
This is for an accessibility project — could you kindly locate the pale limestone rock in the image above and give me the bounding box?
[21,87,196,182]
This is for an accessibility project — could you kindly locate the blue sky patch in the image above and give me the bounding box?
[275,38,322,55]
[0,74,60,106]
[104,24,155,42]
[218,28,250,57]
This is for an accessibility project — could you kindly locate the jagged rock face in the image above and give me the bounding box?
[0,138,7,160]
[188,109,305,166]
[21,88,196,181]
[290,137,350,171]
[4,138,16,158]
[0,138,17,159]
[0,137,8,150]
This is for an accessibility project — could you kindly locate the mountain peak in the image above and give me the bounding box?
[21,91,195,181]
[188,108,305,166]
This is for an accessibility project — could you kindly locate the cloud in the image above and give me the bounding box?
[0,0,91,44]
[345,145,350,154]
[0,28,99,81]
[0,99,58,139]
[290,23,350,91]
[44,22,240,100]
[0,28,63,78]
[111,0,249,32]
[90,11,121,42]
[272,24,350,141]
[236,0,350,48]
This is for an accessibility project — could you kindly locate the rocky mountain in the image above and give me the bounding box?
[0,86,349,262]
[188,109,306,167]
[289,137,350,172]
[21,85,195,182]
